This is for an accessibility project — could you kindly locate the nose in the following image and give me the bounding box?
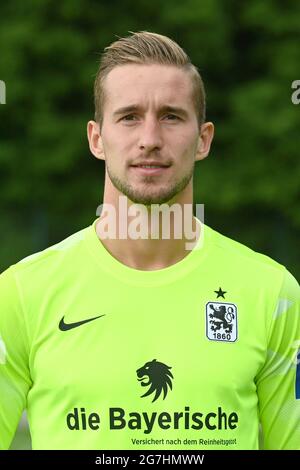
[138,117,163,152]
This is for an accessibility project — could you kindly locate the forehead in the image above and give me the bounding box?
[103,64,194,109]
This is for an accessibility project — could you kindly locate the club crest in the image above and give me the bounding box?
[206,302,238,342]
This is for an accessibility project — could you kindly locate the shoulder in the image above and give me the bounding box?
[2,225,90,281]
[204,224,295,291]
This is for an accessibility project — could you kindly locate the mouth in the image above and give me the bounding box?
[130,164,171,175]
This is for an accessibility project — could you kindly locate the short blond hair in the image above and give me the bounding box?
[94,31,206,128]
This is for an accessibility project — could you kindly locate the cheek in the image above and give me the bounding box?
[101,136,120,162]
[186,133,199,157]
[173,129,198,153]
[103,128,134,156]
[178,140,198,163]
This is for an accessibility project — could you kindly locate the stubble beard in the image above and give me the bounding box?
[106,163,195,206]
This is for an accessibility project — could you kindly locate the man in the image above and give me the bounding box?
[0,31,299,450]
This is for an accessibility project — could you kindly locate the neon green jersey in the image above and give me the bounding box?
[0,218,299,450]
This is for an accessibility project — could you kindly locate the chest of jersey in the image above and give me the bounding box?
[26,271,266,449]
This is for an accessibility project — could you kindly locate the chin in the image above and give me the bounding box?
[130,194,175,206]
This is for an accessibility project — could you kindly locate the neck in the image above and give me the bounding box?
[96,181,200,271]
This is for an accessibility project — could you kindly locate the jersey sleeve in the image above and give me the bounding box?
[256,268,300,449]
[0,266,32,449]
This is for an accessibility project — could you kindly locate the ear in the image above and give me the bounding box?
[87,120,105,161]
[195,122,214,162]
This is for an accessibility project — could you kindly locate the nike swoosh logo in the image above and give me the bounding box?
[59,314,106,331]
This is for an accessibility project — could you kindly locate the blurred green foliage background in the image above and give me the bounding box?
[1,0,299,451]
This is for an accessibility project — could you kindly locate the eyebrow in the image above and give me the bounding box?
[113,104,189,118]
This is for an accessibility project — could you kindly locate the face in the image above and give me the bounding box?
[89,64,213,205]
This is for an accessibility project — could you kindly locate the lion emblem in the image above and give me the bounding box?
[209,304,234,333]
[136,359,173,402]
